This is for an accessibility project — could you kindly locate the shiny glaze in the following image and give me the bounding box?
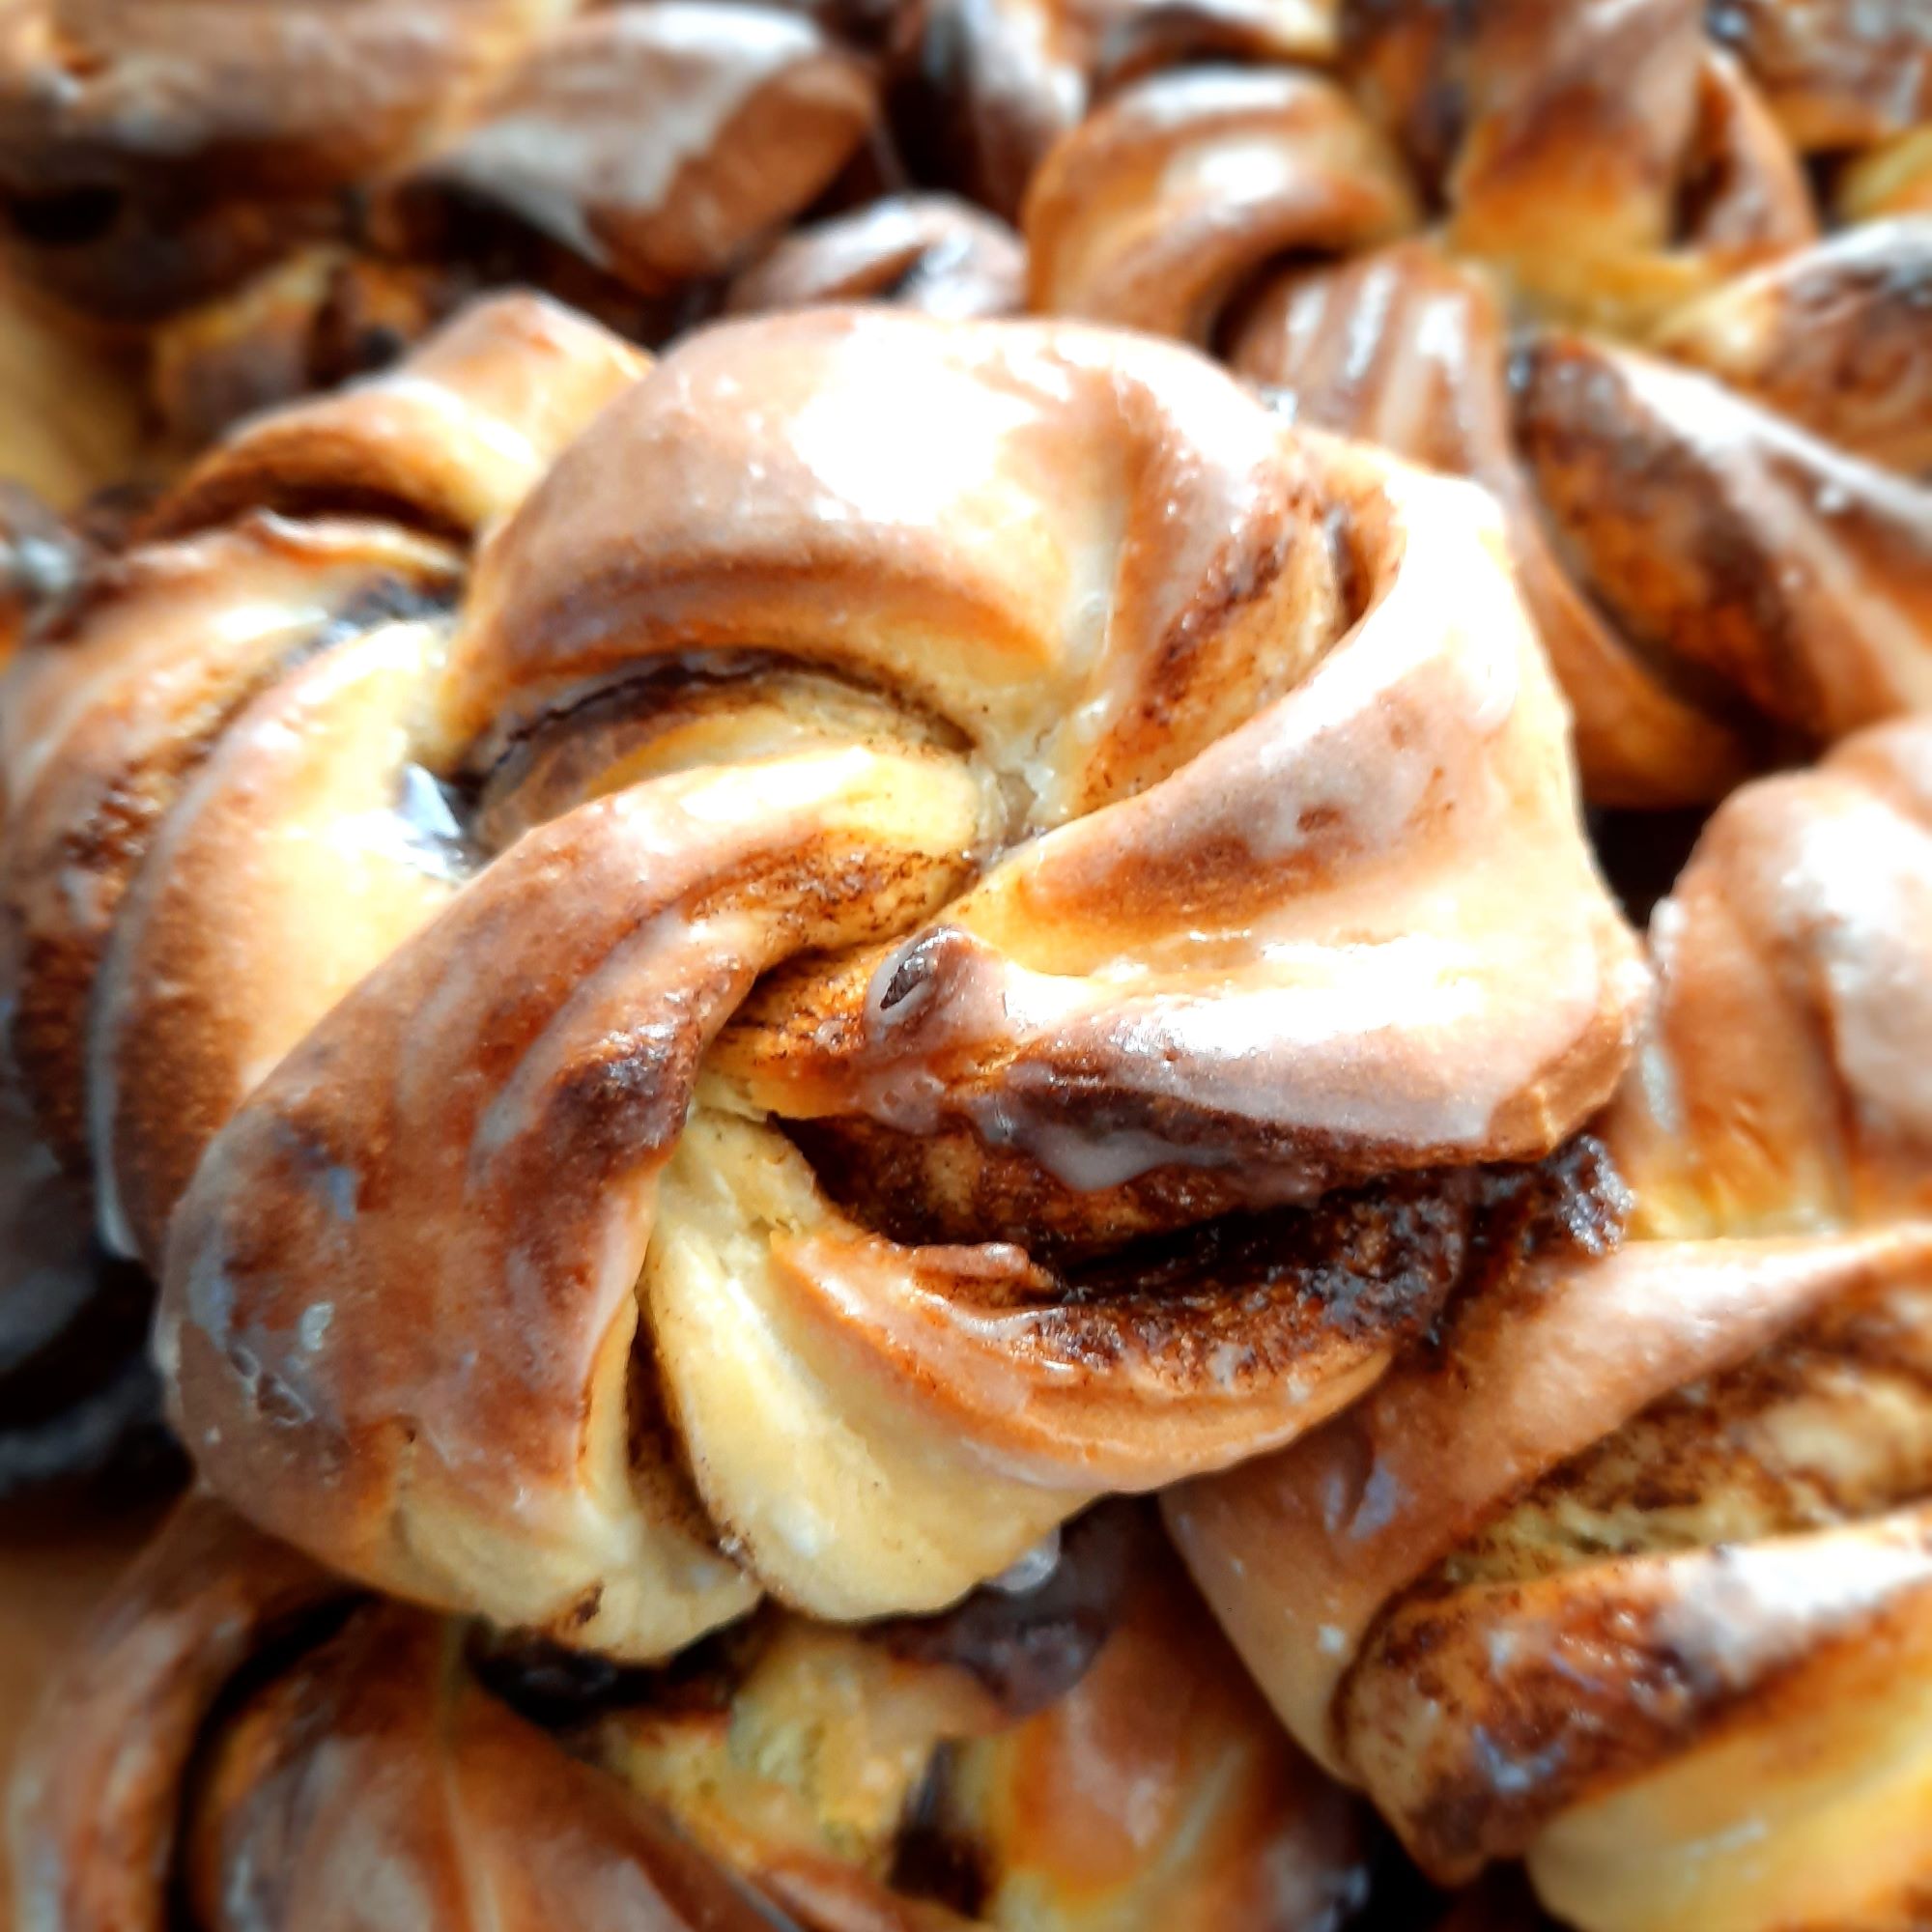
[125,306,1643,1647]
[9,1494,786,1932]
[0,0,568,319]
[380,5,876,295]
[0,2,877,327]
[726,195,1026,323]
[1023,66,1416,340]
[1710,0,1932,155]
[1024,0,1932,809]
[896,0,1340,218]
[0,291,639,1214]
[11,1497,1368,1932]
[1169,716,1932,1932]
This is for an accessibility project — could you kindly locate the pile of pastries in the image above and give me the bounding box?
[0,3,1927,1928]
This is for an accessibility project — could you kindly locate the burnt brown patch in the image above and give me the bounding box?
[887,1745,992,1919]
[469,1609,776,1733]
[873,1502,1142,1718]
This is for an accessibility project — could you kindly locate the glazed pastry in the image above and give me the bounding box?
[1024,0,1932,805]
[0,297,1642,1647]
[1169,713,1932,1932]
[0,291,643,1511]
[1708,0,1932,217]
[10,1493,1371,1932]
[149,185,1025,447]
[144,247,469,454]
[155,194,1027,450]
[725,194,1026,321]
[0,0,883,446]
[0,2,878,327]
[894,0,1343,217]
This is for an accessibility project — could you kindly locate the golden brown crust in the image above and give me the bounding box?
[1022,66,1417,340]
[891,0,1108,222]
[8,1492,341,1932]
[725,195,1025,322]
[181,1609,799,1932]
[1025,0,1931,808]
[1511,332,1932,743]
[118,307,1643,1647]
[0,293,642,1241]
[0,302,1645,1638]
[1230,233,1932,805]
[0,2,880,327]
[1840,126,1932,219]
[1649,217,1932,473]
[8,1496,791,1932]
[1031,0,1815,339]
[147,247,467,450]
[147,289,650,543]
[375,5,877,296]
[1168,715,1932,1931]
[1228,242,1757,806]
[1605,716,1932,1238]
[895,0,1340,218]
[1709,0,1932,154]
[0,516,462,1171]
[12,1498,1368,1932]
[0,0,552,320]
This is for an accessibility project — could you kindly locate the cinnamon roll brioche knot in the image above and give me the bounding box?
[724,193,1027,321]
[1170,713,1932,1932]
[1022,0,1932,808]
[3,292,1642,1655]
[0,294,1646,1654]
[10,1495,1368,1932]
[0,1,880,324]
[894,0,1344,218]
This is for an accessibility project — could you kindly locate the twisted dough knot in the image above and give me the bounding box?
[896,0,1343,217]
[2,294,1641,1649]
[0,1,879,324]
[723,192,1028,322]
[1708,0,1932,219]
[1024,0,1932,806]
[1170,713,1932,1932]
[12,1495,1364,1932]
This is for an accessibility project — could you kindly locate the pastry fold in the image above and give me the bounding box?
[1,299,1641,1647]
[10,1495,1366,1932]
[1022,0,1932,807]
[1170,715,1932,1932]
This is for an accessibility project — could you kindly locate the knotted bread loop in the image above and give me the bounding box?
[1709,0,1932,219]
[10,1495,1367,1932]
[1029,0,1815,341]
[724,192,1026,321]
[105,304,1645,1655]
[1342,0,1817,329]
[1022,65,1419,340]
[895,0,1342,220]
[1022,0,1932,807]
[1169,712,1932,1932]
[1234,229,1932,805]
[370,3,878,297]
[0,1,879,326]
[5,1493,778,1932]
[0,293,645,1217]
